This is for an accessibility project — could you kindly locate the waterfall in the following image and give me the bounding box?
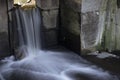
[13,7,41,57]
[0,7,119,80]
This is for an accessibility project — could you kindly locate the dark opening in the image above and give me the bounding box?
[117,0,120,8]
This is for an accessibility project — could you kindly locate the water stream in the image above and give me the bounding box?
[0,8,119,80]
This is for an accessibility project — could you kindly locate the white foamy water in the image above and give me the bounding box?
[0,51,119,80]
[0,8,119,80]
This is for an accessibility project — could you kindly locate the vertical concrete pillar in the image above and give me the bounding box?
[0,0,10,59]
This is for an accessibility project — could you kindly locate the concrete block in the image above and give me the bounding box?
[82,0,102,13]
[81,11,99,49]
[36,0,59,10]
[41,10,59,29]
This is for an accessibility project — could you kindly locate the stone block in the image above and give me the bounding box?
[41,10,59,29]
[82,0,102,13]
[81,0,120,54]
[81,11,99,49]
[36,0,59,10]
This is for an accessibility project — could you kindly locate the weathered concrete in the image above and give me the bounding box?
[40,8,59,48]
[60,0,81,53]
[81,0,104,54]
[115,9,120,50]
[81,0,107,54]
[0,0,11,59]
[38,0,59,49]
[82,0,102,13]
[41,10,59,29]
[36,0,59,10]
[81,0,120,54]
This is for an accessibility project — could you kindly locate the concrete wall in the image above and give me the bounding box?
[81,0,102,54]
[37,0,59,48]
[0,0,10,59]
[60,0,81,53]
[81,0,120,54]
[102,0,120,52]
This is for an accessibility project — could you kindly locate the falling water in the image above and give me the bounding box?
[0,7,119,80]
[14,8,41,56]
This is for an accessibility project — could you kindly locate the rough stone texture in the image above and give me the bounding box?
[102,0,119,52]
[115,9,120,50]
[60,0,81,53]
[0,0,11,59]
[36,0,59,10]
[82,0,102,13]
[41,10,59,29]
[36,0,59,49]
[41,8,59,48]
[81,0,106,54]
[81,11,99,50]
[81,0,120,54]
